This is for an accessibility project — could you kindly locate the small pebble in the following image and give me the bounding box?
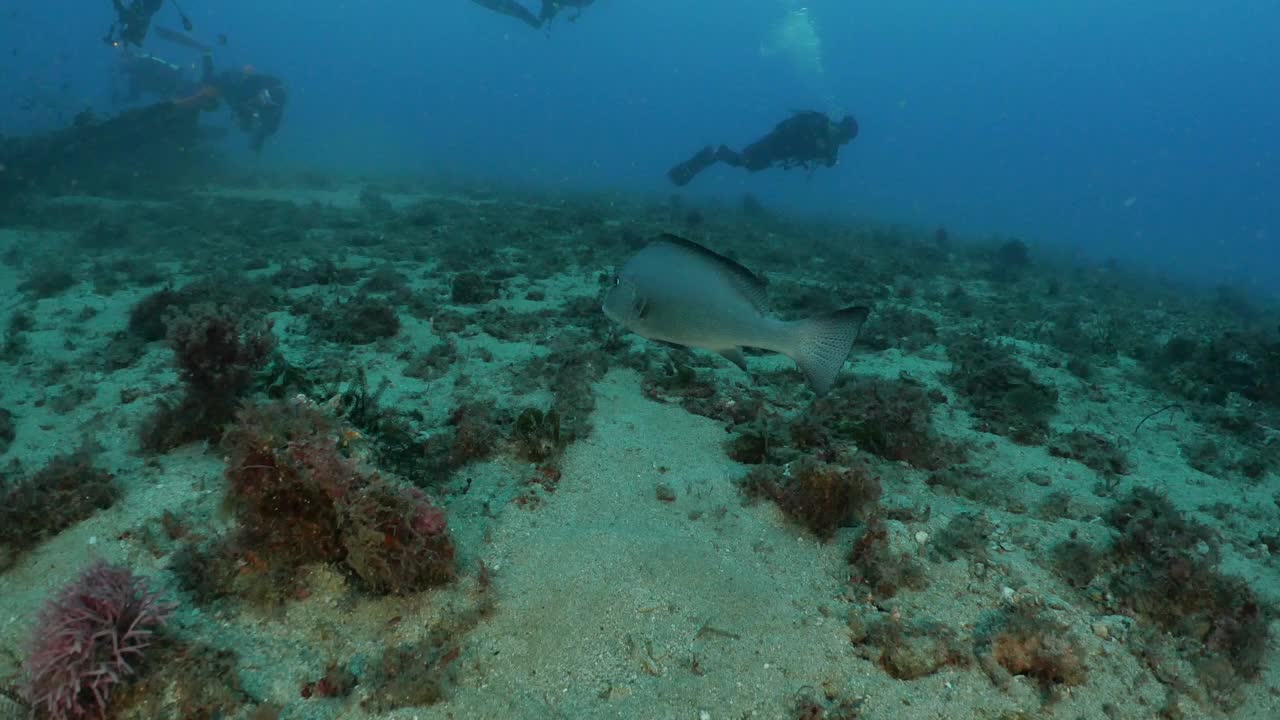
[87,536,97,546]
[700,712,711,720]
[914,530,930,545]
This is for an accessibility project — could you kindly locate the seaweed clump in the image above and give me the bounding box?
[849,611,970,680]
[1147,332,1280,409]
[108,639,256,720]
[989,237,1031,282]
[975,604,1088,695]
[17,266,76,298]
[1104,490,1268,696]
[439,401,502,470]
[790,374,964,470]
[339,483,454,594]
[511,339,610,443]
[739,458,881,540]
[790,686,864,719]
[0,407,14,454]
[450,272,499,304]
[946,336,1058,444]
[858,306,938,353]
[361,630,462,712]
[177,399,455,604]
[847,518,930,600]
[1048,429,1131,478]
[0,452,119,570]
[1043,488,1271,708]
[307,293,401,345]
[139,304,275,452]
[924,465,1020,511]
[931,512,997,563]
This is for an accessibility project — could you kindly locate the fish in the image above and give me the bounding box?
[602,234,869,395]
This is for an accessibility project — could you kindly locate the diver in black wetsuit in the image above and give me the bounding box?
[468,0,543,28]
[106,0,165,47]
[667,111,859,187]
[539,0,597,24]
[469,0,597,29]
[177,54,287,153]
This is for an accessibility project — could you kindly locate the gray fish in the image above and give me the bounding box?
[602,234,869,395]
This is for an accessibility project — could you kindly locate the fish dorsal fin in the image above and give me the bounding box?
[653,234,770,312]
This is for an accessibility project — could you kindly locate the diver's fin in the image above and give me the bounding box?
[789,306,870,395]
[718,348,749,373]
[666,146,716,186]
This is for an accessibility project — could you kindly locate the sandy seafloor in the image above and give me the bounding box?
[0,179,1276,720]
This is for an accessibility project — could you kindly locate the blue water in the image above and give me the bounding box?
[2,1,1277,292]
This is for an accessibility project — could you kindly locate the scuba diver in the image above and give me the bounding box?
[666,110,859,187]
[106,0,165,47]
[468,0,543,29]
[539,0,597,24]
[178,54,288,153]
[468,0,596,29]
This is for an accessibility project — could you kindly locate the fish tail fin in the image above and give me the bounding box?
[789,306,869,395]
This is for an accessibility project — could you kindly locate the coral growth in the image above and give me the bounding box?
[740,458,881,540]
[22,561,174,719]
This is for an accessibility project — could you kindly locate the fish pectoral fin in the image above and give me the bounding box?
[718,348,749,373]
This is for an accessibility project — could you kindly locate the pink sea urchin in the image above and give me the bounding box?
[22,561,174,719]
